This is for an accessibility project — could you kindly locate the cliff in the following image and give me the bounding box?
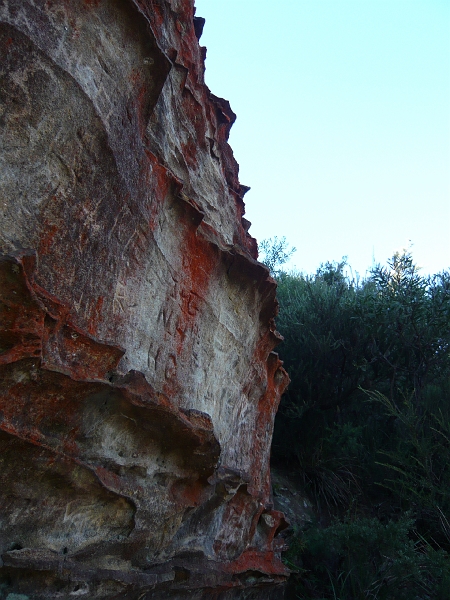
[0,1,289,598]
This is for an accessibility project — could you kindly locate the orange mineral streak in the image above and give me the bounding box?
[135,0,165,30]
[0,256,45,363]
[170,476,208,508]
[88,295,104,336]
[144,149,181,233]
[0,369,96,459]
[178,219,215,351]
[223,549,289,577]
[83,0,101,8]
[161,206,216,399]
[38,221,59,256]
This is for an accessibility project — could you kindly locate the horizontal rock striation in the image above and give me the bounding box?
[0,1,289,597]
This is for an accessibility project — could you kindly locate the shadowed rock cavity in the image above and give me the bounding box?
[0,0,289,597]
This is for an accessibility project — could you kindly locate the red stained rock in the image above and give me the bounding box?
[0,1,289,597]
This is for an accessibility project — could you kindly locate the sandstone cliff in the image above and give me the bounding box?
[0,1,289,597]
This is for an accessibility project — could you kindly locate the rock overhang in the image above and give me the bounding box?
[0,1,290,597]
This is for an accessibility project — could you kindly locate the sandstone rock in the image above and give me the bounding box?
[0,1,289,597]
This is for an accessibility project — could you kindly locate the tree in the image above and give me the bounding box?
[272,251,450,528]
[259,236,296,276]
[272,251,450,597]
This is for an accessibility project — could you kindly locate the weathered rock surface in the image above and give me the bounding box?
[0,1,289,597]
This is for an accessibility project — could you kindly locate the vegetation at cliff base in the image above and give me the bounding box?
[261,240,450,599]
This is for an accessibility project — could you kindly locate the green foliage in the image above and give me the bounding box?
[365,388,450,545]
[259,236,297,276]
[288,515,450,599]
[271,249,450,597]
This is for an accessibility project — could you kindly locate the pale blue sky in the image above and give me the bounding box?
[195,0,450,276]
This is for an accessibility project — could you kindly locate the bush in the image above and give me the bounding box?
[287,515,450,599]
[268,249,450,597]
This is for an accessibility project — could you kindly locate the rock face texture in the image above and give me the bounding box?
[0,1,289,597]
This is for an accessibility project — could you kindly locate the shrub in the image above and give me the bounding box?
[269,250,450,597]
[287,515,450,599]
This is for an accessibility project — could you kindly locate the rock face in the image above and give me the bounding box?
[0,1,289,597]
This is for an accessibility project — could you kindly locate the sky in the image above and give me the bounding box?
[194,0,450,277]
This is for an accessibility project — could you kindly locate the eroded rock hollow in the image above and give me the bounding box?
[0,1,289,597]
